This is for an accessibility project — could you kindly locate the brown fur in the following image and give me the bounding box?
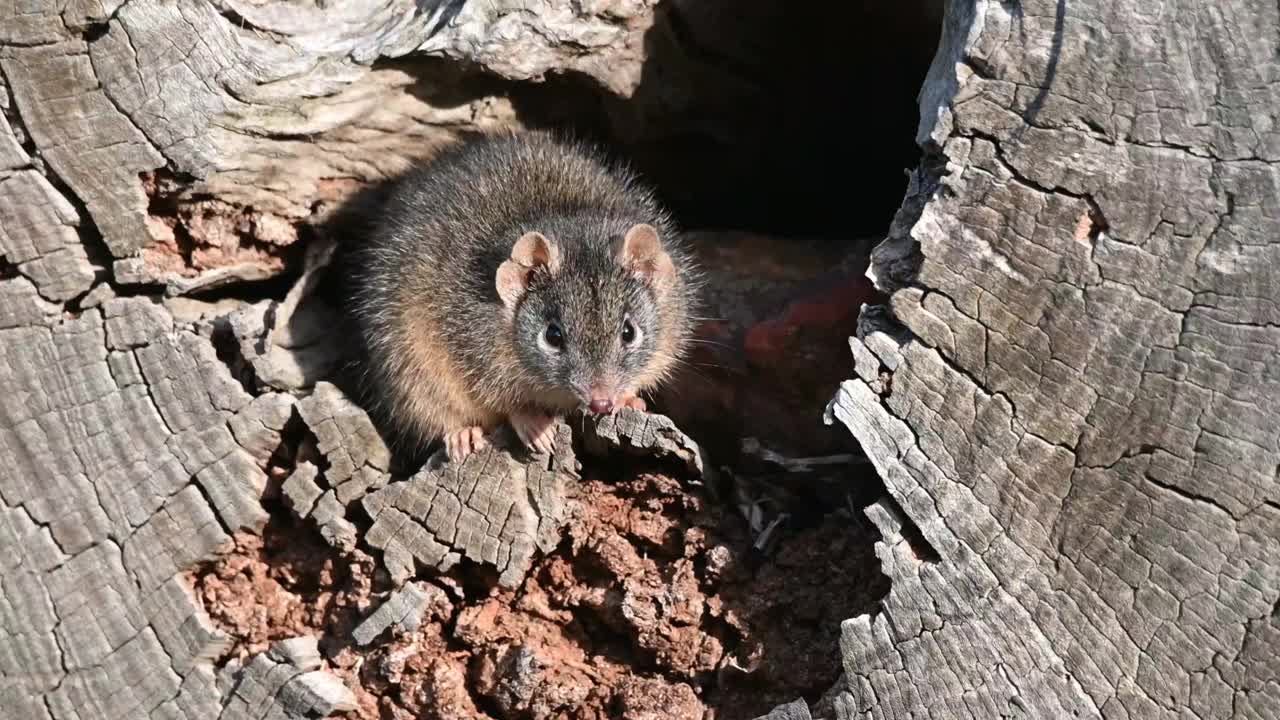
[348,131,700,456]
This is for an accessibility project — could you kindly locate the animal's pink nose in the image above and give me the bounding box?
[589,398,614,414]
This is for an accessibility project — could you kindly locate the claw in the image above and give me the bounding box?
[510,411,557,454]
[444,425,486,462]
[618,393,647,412]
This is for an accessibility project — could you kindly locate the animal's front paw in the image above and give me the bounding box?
[509,411,557,454]
[618,393,647,412]
[443,425,487,462]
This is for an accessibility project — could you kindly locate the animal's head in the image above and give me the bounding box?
[495,222,691,413]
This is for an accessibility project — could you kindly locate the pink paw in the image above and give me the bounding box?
[618,393,647,412]
[509,411,557,454]
[444,425,487,462]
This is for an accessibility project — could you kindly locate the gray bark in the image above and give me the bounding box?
[826,0,1280,718]
[361,420,579,589]
[351,581,451,646]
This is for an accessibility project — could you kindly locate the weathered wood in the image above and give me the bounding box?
[0,295,254,718]
[754,699,813,720]
[351,581,451,646]
[0,169,95,302]
[582,405,708,478]
[220,636,356,718]
[361,422,578,588]
[826,0,1280,718]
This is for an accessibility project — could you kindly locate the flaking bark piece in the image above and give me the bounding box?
[283,672,358,717]
[221,636,355,719]
[267,636,323,672]
[164,263,279,297]
[227,300,343,393]
[580,408,705,478]
[296,381,392,505]
[0,169,95,302]
[281,461,325,519]
[228,392,298,470]
[752,699,812,720]
[225,234,345,392]
[282,461,359,552]
[362,423,578,588]
[351,581,452,646]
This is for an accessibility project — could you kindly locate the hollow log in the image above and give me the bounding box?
[0,0,1276,718]
[826,0,1280,717]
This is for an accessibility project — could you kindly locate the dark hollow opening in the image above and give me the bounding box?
[625,0,944,238]
[501,1,944,237]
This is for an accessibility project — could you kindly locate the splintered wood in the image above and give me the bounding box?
[362,425,578,589]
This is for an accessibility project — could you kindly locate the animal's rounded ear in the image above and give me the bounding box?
[495,262,528,310]
[510,231,559,272]
[496,231,558,310]
[617,223,675,287]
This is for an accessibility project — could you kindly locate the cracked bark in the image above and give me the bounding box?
[826,0,1279,718]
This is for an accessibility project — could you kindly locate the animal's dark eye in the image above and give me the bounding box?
[621,319,636,345]
[542,323,564,350]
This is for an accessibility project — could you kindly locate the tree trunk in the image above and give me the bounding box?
[826,0,1280,717]
[1,0,1275,719]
